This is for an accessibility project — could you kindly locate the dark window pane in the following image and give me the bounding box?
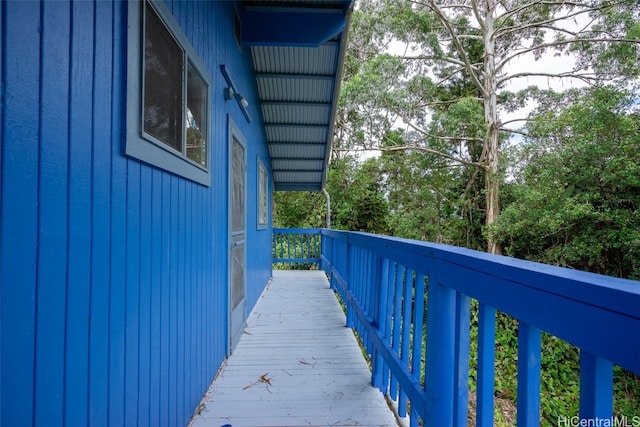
[258,164,267,225]
[186,62,208,167]
[231,244,245,309]
[144,4,183,151]
[232,138,245,232]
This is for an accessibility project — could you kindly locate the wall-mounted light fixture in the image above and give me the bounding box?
[220,64,252,123]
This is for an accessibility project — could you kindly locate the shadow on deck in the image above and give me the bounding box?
[189,270,398,427]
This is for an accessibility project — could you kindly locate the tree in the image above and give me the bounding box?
[495,85,640,279]
[273,156,389,234]
[336,0,640,254]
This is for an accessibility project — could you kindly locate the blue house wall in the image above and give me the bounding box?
[0,1,273,426]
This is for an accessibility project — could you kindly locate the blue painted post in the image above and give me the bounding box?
[398,268,414,417]
[517,322,541,427]
[346,236,354,328]
[476,303,496,427]
[382,260,396,395]
[390,265,404,401]
[453,293,471,427]
[410,273,426,427]
[373,258,391,392]
[579,351,613,420]
[425,271,456,426]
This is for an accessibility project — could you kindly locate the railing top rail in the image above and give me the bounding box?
[320,228,640,374]
[321,229,640,310]
[273,228,322,235]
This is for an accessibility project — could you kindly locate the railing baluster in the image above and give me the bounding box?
[579,351,613,419]
[425,271,456,426]
[476,303,496,427]
[373,258,390,393]
[389,265,404,402]
[286,233,290,264]
[346,242,355,328]
[516,322,541,427]
[410,272,426,427]
[453,293,471,427]
[382,260,396,396]
[398,268,414,417]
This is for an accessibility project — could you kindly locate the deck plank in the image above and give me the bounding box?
[189,270,398,427]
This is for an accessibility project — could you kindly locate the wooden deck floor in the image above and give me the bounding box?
[189,270,398,427]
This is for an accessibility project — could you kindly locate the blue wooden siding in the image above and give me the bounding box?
[0,1,273,426]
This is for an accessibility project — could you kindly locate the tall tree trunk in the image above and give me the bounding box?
[482,1,502,255]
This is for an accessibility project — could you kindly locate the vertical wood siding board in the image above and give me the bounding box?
[205,178,213,392]
[203,186,209,391]
[137,164,153,427]
[197,186,205,393]
[185,181,193,414]
[176,178,186,425]
[88,0,112,423]
[149,168,162,427]
[189,184,197,399]
[192,185,200,393]
[34,1,70,425]
[201,184,208,393]
[108,0,127,422]
[168,175,178,427]
[0,2,40,424]
[64,1,94,425]
[203,182,210,392]
[0,2,4,422]
[124,160,141,427]
[160,172,170,427]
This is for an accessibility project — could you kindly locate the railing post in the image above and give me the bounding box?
[453,293,470,427]
[372,257,390,393]
[345,235,354,328]
[579,352,613,419]
[425,264,456,426]
[476,303,496,427]
[516,322,541,427]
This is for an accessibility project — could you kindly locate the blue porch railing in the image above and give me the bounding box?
[273,228,640,426]
[272,228,321,269]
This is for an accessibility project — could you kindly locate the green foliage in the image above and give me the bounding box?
[495,86,640,279]
[326,156,389,233]
[274,156,389,234]
[492,85,640,421]
[273,191,325,228]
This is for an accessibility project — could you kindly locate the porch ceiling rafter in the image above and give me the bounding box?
[241,0,353,192]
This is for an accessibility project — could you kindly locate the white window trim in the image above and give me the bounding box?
[126,0,211,186]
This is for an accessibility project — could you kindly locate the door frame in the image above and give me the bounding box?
[227,116,247,354]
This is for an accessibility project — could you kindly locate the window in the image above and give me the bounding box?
[126,0,211,186]
[257,159,268,229]
[233,7,242,51]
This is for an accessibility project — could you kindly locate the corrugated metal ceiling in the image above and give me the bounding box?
[241,0,353,191]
